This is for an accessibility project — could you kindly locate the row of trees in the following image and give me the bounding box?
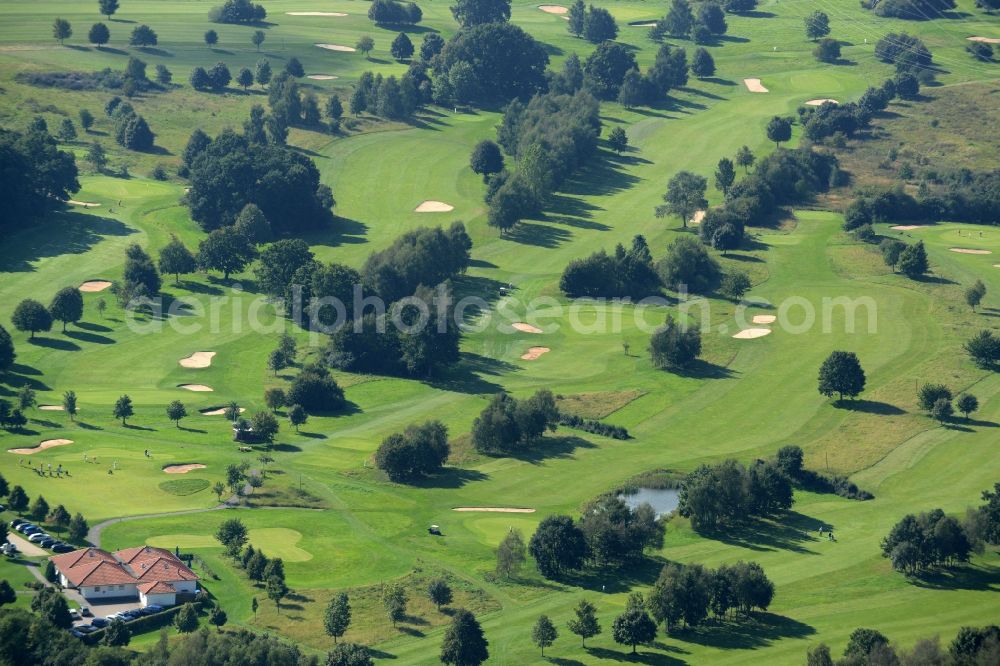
[649,560,774,630]
[374,420,450,481]
[881,508,973,573]
[807,625,1000,666]
[678,458,794,530]
[0,476,89,541]
[210,0,266,24]
[487,90,601,232]
[560,235,660,298]
[11,286,83,337]
[368,0,423,25]
[650,0,729,45]
[0,126,79,230]
[846,171,1000,229]
[471,389,559,455]
[51,19,157,47]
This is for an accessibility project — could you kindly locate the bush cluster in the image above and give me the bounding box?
[557,413,630,440]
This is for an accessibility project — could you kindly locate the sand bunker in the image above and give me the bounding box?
[752,315,776,324]
[199,406,245,416]
[512,322,543,334]
[178,384,214,392]
[453,507,536,513]
[733,328,772,339]
[179,351,216,368]
[414,200,454,213]
[629,21,659,27]
[68,200,100,208]
[521,346,550,360]
[163,464,206,474]
[968,36,1000,44]
[891,225,925,231]
[39,405,64,411]
[307,74,338,80]
[8,439,74,455]
[950,248,992,255]
[316,43,356,52]
[79,280,112,292]
[690,210,706,225]
[538,4,568,13]
[286,11,347,16]
[805,99,838,106]
[744,78,769,93]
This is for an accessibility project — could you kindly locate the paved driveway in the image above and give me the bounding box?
[63,588,143,620]
[6,534,47,557]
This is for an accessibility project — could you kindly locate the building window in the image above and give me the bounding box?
[94,586,101,592]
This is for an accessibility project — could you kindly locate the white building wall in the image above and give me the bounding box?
[139,591,176,607]
[79,584,138,599]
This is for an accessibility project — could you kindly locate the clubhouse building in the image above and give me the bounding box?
[50,546,199,607]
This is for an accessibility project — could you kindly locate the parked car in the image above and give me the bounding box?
[70,629,87,639]
[144,604,164,613]
[28,533,51,543]
[90,618,108,628]
[80,607,92,617]
[16,524,38,534]
[9,519,24,529]
[51,543,74,553]
[1,543,18,557]
[76,625,96,634]
[38,538,56,549]
[120,611,140,621]
[69,609,81,621]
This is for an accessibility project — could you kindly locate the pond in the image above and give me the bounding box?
[618,487,680,519]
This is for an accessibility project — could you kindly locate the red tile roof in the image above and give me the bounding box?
[132,557,198,583]
[60,560,139,587]
[114,546,179,567]
[50,548,117,572]
[137,581,176,595]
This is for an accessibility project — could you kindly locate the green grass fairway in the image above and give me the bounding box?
[1,0,999,663]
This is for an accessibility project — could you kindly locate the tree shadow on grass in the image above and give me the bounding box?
[28,337,80,352]
[699,512,825,554]
[673,359,736,380]
[679,612,815,650]
[0,212,135,273]
[76,421,103,431]
[409,466,489,489]
[122,424,156,432]
[506,435,596,465]
[506,221,572,248]
[909,563,1000,592]
[368,648,397,660]
[303,215,368,247]
[835,399,905,415]
[559,150,642,198]
[65,329,115,345]
[563,555,665,594]
[425,353,514,394]
[588,647,686,665]
[75,322,112,333]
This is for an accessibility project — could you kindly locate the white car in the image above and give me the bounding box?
[27,532,51,543]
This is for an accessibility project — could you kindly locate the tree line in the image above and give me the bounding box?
[0,126,79,231]
[807,624,999,666]
[678,458,794,531]
[471,390,560,455]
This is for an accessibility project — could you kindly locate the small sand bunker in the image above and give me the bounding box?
[733,328,772,339]
[629,21,659,27]
[744,78,769,93]
[891,225,925,231]
[690,210,706,225]
[316,43,356,52]
[950,248,992,255]
[179,351,216,368]
[68,200,100,208]
[752,314,776,324]
[39,405,64,411]
[538,4,568,13]
[521,346,550,360]
[163,464,206,474]
[512,322,543,334]
[8,439,74,455]
[79,280,112,292]
[307,74,338,80]
[968,36,1000,44]
[453,507,536,513]
[805,99,838,106]
[414,200,454,213]
[178,384,214,392]
[199,406,245,416]
[286,11,348,16]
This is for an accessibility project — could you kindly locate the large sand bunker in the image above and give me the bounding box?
[538,4,568,13]
[805,99,838,106]
[179,351,216,368]
[163,464,206,474]
[286,11,348,16]
[968,36,1000,44]
[178,384,214,392]
[316,43,356,52]
[453,507,536,513]
[521,346,551,360]
[752,315,776,324]
[307,74,338,80]
[68,200,100,208]
[512,322,543,334]
[9,439,74,455]
[690,210,706,225]
[200,406,245,416]
[39,405,64,411]
[950,248,992,255]
[744,78,768,93]
[79,280,112,292]
[733,328,772,339]
[891,225,925,231]
[414,200,454,213]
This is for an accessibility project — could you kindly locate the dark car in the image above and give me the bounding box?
[38,537,56,548]
[75,625,96,634]
[70,629,87,639]
[90,618,108,628]
[51,543,75,553]
[9,519,25,529]
[80,607,92,617]
[17,524,38,534]
[144,604,164,613]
